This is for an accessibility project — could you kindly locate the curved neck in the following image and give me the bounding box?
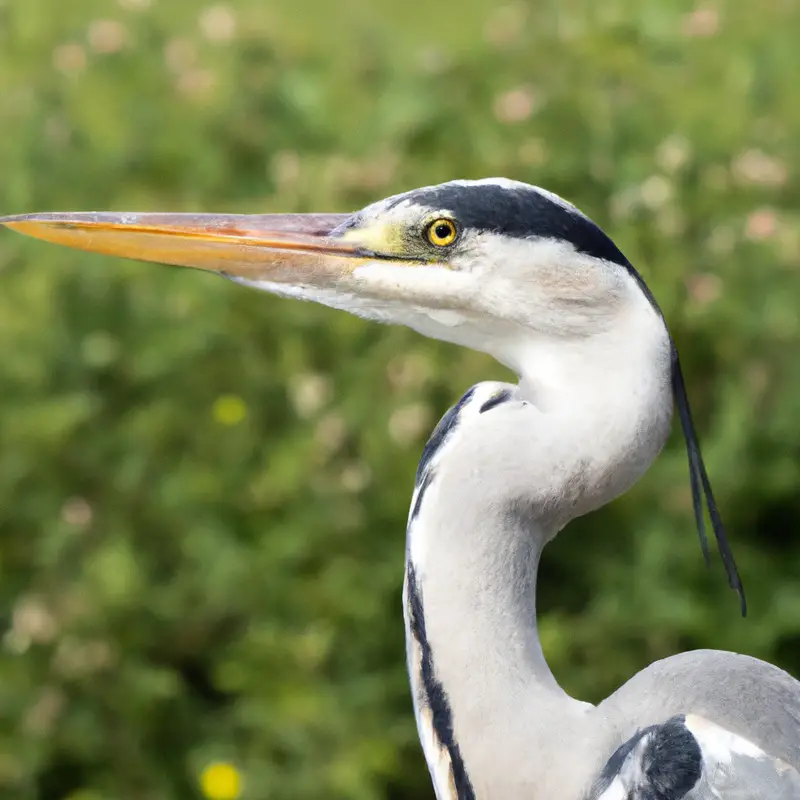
[404,295,673,799]
[406,498,569,700]
[405,484,595,799]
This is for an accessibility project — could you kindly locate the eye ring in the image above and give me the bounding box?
[425,218,459,248]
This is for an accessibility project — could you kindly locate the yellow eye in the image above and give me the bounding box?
[425,218,458,247]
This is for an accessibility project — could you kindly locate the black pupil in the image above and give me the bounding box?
[434,223,452,240]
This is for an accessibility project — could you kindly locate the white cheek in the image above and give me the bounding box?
[351,262,473,306]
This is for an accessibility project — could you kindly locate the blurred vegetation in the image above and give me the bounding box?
[0,0,799,797]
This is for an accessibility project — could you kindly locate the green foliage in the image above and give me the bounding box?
[1,0,799,797]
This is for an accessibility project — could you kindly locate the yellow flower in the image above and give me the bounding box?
[212,395,247,426]
[200,762,243,800]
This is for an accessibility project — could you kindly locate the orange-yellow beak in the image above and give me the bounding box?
[0,211,372,285]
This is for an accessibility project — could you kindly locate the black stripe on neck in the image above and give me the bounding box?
[406,562,476,800]
[415,386,477,485]
[410,387,477,524]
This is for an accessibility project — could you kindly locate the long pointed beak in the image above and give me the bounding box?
[0,211,371,284]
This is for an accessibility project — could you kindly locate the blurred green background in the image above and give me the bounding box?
[1,0,799,797]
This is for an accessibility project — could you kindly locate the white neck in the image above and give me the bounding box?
[403,289,673,799]
[405,506,592,799]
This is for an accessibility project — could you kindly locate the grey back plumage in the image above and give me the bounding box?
[588,651,800,797]
[597,650,800,771]
[587,712,800,799]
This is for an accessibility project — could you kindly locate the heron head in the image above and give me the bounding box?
[0,177,746,613]
[1,178,662,372]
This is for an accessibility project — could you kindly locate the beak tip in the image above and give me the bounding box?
[2,214,55,233]
[0,217,55,240]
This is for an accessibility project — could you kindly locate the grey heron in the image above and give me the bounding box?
[3,178,799,799]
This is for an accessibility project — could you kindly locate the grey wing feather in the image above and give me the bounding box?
[684,713,800,799]
[699,751,800,799]
[587,713,800,800]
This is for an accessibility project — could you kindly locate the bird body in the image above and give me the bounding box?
[2,177,797,798]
